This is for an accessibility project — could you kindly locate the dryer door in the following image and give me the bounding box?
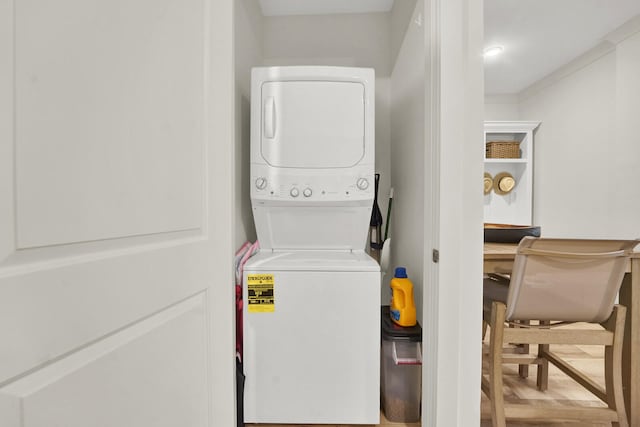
[260,81,365,168]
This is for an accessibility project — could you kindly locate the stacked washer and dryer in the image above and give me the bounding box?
[243,66,380,424]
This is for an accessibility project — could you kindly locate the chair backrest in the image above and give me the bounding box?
[506,237,639,323]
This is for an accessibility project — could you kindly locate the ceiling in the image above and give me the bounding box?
[258,0,394,17]
[484,0,640,95]
[257,0,640,95]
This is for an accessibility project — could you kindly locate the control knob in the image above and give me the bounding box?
[356,178,369,190]
[303,188,312,197]
[290,187,300,198]
[255,177,267,190]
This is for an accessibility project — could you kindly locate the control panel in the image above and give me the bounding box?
[250,165,374,203]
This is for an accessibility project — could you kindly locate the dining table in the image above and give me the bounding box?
[484,242,640,427]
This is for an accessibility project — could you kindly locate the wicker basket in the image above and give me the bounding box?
[486,141,520,159]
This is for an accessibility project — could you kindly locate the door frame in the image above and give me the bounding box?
[208,0,236,424]
[217,0,485,425]
[421,0,485,426]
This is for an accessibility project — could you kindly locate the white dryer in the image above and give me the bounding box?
[244,66,380,424]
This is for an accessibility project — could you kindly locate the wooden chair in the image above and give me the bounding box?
[482,237,639,427]
[483,273,532,380]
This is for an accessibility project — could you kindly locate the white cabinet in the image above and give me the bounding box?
[483,121,540,225]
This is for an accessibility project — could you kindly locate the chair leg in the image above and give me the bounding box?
[508,320,530,378]
[489,302,507,427]
[536,320,550,391]
[603,305,628,427]
[517,321,530,379]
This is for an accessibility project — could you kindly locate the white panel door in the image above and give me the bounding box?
[0,0,235,425]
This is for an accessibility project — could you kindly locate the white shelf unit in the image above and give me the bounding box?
[484,121,540,225]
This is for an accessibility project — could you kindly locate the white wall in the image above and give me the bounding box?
[484,94,519,121]
[262,12,391,74]
[613,31,640,239]
[386,2,425,319]
[390,2,426,316]
[520,51,615,236]
[518,31,640,238]
[376,77,392,268]
[391,0,418,66]
[234,0,263,248]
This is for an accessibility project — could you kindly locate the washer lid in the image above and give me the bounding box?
[244,250,380,272]
[260,80,366,169]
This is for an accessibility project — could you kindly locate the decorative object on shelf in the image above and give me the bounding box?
[493,172,516,195]
[484,121,540,225]
[486,141,521,159]
[483,172,494,195]
[483,223,541,243]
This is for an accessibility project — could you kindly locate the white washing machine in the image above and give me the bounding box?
[243,66,380,424]
[243,251,380,424]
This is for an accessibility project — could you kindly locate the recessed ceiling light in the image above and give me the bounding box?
[483,46,504,58]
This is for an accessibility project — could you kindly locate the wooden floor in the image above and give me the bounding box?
[480,323,610,427]
[248,323,608,426]
[246,412,420,427]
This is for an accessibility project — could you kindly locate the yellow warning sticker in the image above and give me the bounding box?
[247,274,274,313]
